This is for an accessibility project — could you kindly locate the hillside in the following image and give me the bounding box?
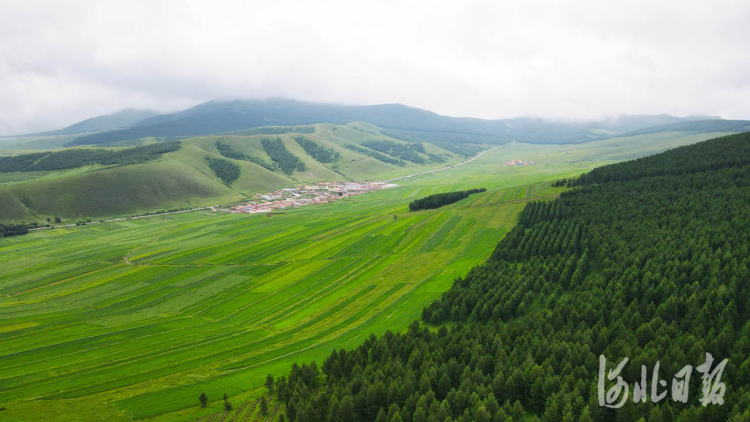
[274,131,750,421]
[1,124,742,222]
[64,99,737,149]
[0,123,464,221]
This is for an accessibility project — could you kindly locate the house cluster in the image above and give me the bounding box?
[505,159,535,166]
[230,181,399,214]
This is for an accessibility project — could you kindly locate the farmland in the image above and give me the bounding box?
[0,132,731,421]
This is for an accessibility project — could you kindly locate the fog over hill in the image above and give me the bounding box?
[55,98,733,149]
[16,109,158,137]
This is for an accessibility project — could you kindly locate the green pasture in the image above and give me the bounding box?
[0,131,730,421]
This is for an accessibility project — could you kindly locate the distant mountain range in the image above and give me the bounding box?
[9,98,746,150]
[21,109,158,137]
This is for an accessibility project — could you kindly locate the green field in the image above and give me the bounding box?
[0,131,733,421]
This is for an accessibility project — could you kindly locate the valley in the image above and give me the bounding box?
[0,129,739,421]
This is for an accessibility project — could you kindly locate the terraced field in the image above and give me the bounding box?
[0,134,723,421]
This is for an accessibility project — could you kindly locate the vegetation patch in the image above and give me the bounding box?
[0,222,36,237]
[408,188,486,211]
[344,144,404,166]
[294,136,341,163]
[361,140,427,164]
[205,156,241,185]
[261,138,305,175]
[0,141,181,173]
[215,140,276,172]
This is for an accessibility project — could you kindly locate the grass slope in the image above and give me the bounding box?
[0,124,463,221]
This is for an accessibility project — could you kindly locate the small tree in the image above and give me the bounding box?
[260,396,268,415]
[55,217,61,223]
[224,400,232,411]
[265,374,275,393]
[199,392,208,407]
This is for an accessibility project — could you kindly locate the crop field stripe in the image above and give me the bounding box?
[0,140,601,421]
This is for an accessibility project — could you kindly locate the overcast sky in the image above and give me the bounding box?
[1,0,749,135]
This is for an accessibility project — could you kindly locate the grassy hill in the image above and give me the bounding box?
[0,123,465,221]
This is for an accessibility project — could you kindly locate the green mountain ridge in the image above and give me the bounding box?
[59,99,736,148]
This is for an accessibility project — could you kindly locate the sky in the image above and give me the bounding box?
[1,0,749,135]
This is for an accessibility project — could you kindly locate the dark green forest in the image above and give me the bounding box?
[361,141,427,164]
[294,137,341,163]
[0,222,35,237]
[205,156,241,186]
[215,140,276,172]
[0,142,181,173]
[345,144,404,166]
[409,189,486,212]
[270,132,750,422]
[261,138,305,175]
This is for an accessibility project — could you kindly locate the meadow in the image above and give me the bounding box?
[0,131,729,421]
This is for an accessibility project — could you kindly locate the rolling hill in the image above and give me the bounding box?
[0,123,465,221]
[62,98,735,149]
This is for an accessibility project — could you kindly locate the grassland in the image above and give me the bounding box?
[0,130,735,421]
[0,123,467,222]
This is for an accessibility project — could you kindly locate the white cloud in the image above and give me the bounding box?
[1,0,749,134]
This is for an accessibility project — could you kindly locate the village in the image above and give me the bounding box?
[230,181,399,214]
[505,159,535,166]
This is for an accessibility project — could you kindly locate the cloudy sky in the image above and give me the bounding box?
[1,0,749,135]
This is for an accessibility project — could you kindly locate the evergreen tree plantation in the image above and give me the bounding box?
[270,132,750,421]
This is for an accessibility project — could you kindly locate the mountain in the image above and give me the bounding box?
[19,109,158,137]
[65,100,511,153]
[65,99,730,149]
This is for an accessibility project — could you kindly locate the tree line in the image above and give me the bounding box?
[215,140,276,172]
[361,140,427,164]
[261,138,307,175]
[267,131,750,421]
[0,141,181,173]
[345,144,404,166]
[408,189,486,212]
[0,222,36,237]
[294,137,341,164]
